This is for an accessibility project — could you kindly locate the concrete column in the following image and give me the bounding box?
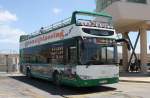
[122,32,129,72]
[147,0,150,5]
[121,0,126,2]
[140,25,148,73]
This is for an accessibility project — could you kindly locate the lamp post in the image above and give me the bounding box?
[5,54,9,73]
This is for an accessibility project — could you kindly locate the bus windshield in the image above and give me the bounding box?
[73,11,112,27]
[79,38,117,65]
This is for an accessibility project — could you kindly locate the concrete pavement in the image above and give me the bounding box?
[119,72,150,83]
[120,77,150,83]
[0,73,62,98]
[0,72,150,98]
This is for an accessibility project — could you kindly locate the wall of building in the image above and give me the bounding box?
[0,54,19,72]
[96,0,149,12]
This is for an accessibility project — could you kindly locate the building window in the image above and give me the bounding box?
[127,0,147,4]
[97,0,121,11]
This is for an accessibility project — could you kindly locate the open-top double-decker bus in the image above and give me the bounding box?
[20,11,129,87]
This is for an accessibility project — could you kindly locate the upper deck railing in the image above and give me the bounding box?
[20,11,113,42]
[30,17,72,38]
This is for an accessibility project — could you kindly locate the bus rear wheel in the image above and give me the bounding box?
[53,72,61,86]
[26,68,31,78]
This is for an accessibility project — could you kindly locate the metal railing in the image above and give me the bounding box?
[28,17,72,38]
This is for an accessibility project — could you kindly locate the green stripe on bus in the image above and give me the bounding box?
[61,77,119,87]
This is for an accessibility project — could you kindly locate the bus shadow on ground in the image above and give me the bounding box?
[10,76,116,96]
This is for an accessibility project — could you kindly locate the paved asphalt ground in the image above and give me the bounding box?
[0,74,150,98]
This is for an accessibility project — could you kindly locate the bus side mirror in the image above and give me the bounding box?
[115,39,131,50]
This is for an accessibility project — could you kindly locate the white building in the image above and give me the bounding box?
[0,54,19,72]
[96,0,150,72]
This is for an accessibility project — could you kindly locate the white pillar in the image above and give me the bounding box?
[121,0,126,2]
[140,26,148,73]
[147,0,150,5]
[122,32,129,72]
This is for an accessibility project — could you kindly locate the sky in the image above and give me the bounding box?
[0,0,95,53]
[0,0,149,53]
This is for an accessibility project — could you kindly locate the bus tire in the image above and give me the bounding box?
[26,68,31,78]
[53,72,61,86]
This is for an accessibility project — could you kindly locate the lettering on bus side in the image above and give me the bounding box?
[24,26,74,48]
[24,31,64,47]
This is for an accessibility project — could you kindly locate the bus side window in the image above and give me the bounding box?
[68,46,77,64]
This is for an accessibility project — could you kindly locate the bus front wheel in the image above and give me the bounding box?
[53,72,61,86]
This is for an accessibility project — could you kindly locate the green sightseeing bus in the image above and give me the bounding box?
[19,11,129,87]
